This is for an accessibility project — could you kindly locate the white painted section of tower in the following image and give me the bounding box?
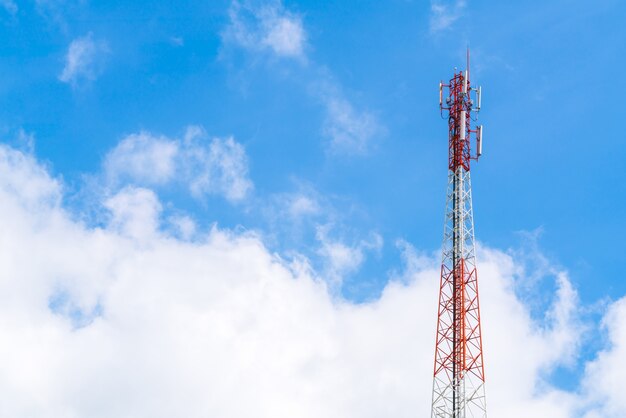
[440,82,443,106]
[463,71,468,94]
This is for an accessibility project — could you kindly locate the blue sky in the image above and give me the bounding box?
[3,0,624,303]
[0,0,625,416]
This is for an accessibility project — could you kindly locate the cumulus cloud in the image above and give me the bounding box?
[168,214,196,240]
[104,187,162,241]
[430,0,466,33]
[59,32,108,86]
[224,0,306,59]
[104,132,179,186]
[477,247,581,417]
[0,143,621,416]
[104,126,253,203]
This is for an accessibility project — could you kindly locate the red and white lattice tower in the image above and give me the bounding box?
[431,52,486,418]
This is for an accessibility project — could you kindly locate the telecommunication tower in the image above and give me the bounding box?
[431,52,486,418]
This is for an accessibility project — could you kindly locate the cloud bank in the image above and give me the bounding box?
[0,142,621,417]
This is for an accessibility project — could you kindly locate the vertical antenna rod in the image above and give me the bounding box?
[432,54,486,418]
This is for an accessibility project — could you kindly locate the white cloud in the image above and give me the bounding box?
[0,144,61,211]
[477,247,581,417]
[104,187,162,241]
[168,214,196,240]
[582,297,626,417]
[263,14,305,57]
[103,126,253,203]
[59,32,108,86]
[267,187,323,222]
[224,0,306,59]
[184,129,253,202]
[430,0,466,34]
[0,143,623,417]
[0,0,17,15]
[259,185,329,249]
[287,194,320,218]
[104,132,179,186]
[15,129,35,153]
[316,225,383,286]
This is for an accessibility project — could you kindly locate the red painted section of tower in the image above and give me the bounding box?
[434,256,485,383]
[445,71,472,172]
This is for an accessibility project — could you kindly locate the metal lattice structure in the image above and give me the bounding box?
[431,53,486,418]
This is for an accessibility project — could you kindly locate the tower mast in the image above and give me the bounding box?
[432,53,486,418]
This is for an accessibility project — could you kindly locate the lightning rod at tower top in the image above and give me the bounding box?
[431,49,487,418]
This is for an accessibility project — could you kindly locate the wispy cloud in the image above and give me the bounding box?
[170,36,184,47]
[59,32,108,87]
[316,224,383,286]
[429,0,466,34]
[184,127,253,202]
[104,126,253,203]
[224,0,306,59]
[35,0,79,29]
[320,90,384,155]
[223,0,384,156]
[0,0,17,15]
